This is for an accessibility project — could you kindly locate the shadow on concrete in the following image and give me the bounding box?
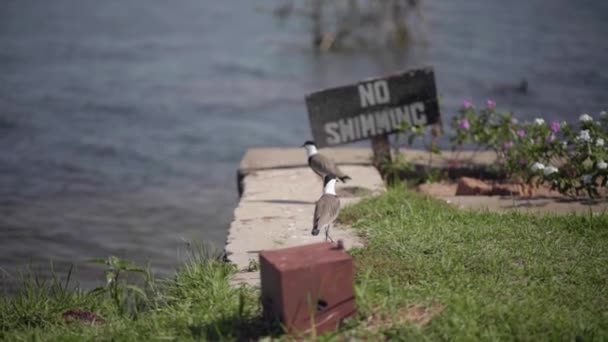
[498,196,608,208]
[248,199,315,205]
[502,201,551,209]
[557,198,608,205]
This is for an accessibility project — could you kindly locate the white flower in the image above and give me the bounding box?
[598,161,608,170]
[578,130,591,142]
[579,113,593,122]
[562,141,568,148]
[600,111,607,119]
[531,162,545,172]
[543,166,559,176]
[581,174,593,185]
[597,138,605,147]
[534,118,545,125]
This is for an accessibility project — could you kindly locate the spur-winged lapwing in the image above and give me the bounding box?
[312,174,340,242]
[301,141,351,182]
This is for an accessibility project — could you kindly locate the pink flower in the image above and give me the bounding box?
[459,118,470,130]
[486,99,496,108]
[550,121,561,133]
[463,100,472,109]
[503,141,513,149]
[516,129,526,137]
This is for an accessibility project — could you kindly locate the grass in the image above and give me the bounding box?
[1,187,607,340]
[341,187,608,340]
[0,247,276,341]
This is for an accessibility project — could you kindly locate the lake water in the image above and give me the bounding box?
[1,0,606,291]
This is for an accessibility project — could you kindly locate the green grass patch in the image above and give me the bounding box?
[341,187,608,340]
[1,188,607,340]
[0,247,278,341]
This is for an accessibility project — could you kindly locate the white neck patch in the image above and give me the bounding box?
[304,145,318,157]
[324,179,337,195]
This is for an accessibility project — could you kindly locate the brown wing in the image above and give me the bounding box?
[310,154,348,179]
[313,194,340,230]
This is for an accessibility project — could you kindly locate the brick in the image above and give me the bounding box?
[455,177,492,196]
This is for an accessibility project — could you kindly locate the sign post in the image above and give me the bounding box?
[370,134,392,169]
[305,67,441,169]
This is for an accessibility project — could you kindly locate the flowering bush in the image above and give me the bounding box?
[451,102,608,198]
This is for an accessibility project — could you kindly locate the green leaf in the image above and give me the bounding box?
[125,268,145,273]
[126,285,147,299]
[109,256,120,266]
[116,260,135,269]
[430,145,441,155]
[106,271,116,284]
[88,258,108,265]
[89,287,107,296]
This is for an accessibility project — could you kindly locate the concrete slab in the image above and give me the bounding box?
[225,165,385,287]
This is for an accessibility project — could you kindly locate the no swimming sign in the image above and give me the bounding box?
[305,68,441,148]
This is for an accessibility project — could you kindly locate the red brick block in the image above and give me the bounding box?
[491,183,523,196]
[259,242,356,335]
[455,177,492,196]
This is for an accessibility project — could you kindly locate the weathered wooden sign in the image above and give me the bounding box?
[305,68,440,148]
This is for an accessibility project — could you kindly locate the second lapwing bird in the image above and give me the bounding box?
[301,141,351,182]
[312,174,341,242]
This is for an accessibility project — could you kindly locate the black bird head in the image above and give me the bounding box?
[323,174,337,186]
[301,140,316,147]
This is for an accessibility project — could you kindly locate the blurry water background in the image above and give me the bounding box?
[1,0,607,291]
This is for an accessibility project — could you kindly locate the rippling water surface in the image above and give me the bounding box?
[1,0,607,291]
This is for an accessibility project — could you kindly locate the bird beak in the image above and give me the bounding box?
[300,143,306,147]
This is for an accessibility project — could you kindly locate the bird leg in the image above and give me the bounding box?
[325,225,334,243]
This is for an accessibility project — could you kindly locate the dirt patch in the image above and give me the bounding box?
[63,309,105,325]
[418,177,565,198]
[414,176,608,215]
